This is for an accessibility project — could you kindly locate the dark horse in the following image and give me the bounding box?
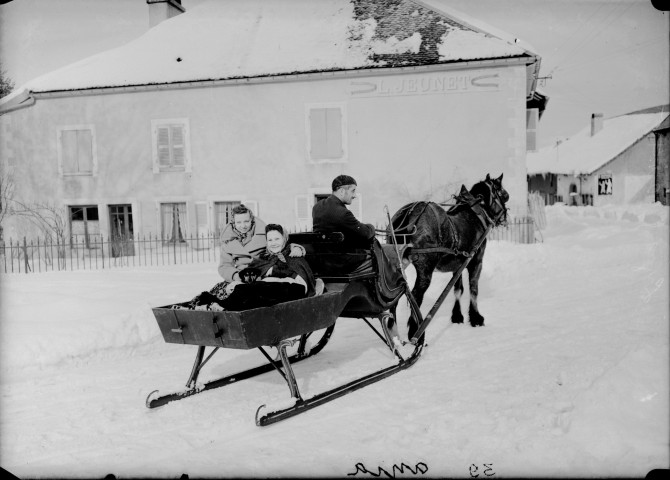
[390,174,509,337]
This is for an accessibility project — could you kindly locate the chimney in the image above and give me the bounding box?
[147,0,185,28]
[590,113,603,136]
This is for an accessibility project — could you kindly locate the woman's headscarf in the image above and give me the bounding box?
[229,204,256,245]
[263,223,289,261]
[248,224,315,296]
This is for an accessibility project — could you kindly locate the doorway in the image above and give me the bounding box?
[109,204,135,257]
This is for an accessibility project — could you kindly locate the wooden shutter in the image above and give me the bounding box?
[526,108,538,152]
[309,108,328,159]
[309,107,344,160]
[77,129,93,173]
[325,108,343,158]
[160,203,173,239]
[61,130,78,173]
[295,195,311,231]
[242,200,259,217]
[171,125,185,167]
[157,126,171,167]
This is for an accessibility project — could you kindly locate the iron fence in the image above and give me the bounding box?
[487,216,537,244]
[1,233,219,274]
[1,217,536,274]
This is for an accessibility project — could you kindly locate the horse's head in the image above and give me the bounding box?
[469,173,509,226]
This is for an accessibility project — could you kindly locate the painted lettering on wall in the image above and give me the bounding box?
[349,73,499,97]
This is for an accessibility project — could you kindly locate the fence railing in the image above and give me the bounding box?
[1,233,220,274]
[487,216,536,244]
[1,218,537,274]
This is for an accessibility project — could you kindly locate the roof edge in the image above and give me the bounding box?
[9,56,532,103]
[0,89,36,115]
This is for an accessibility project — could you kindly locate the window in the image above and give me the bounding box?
[526,108,539,152]
[598,174,613,195]
[58,125,97,176]
[213,201,241,239]
[160,202,187,243]
[69,205,100,248]
[307,104,347,162]
[151,119,191,173]
[109,205,135,257]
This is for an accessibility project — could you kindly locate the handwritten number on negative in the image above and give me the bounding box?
[469,464,495,478]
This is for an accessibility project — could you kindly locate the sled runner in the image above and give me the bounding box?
[147,231,426,426]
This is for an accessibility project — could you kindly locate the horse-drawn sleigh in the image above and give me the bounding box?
[146,174,509,426]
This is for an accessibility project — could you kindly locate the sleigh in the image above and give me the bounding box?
[147,231,428,426]
[148,190,506,426]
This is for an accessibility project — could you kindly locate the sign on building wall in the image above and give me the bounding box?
[598,173,613,195]
[348,71,500,98]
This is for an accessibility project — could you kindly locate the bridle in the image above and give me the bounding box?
[476,179,509,228]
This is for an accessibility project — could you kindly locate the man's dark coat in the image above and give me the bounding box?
[312,195,375,249]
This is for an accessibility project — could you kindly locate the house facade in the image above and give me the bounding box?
[1,0,543,247]
[527,107,669,207]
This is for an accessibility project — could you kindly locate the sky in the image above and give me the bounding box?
[0,0,668,148]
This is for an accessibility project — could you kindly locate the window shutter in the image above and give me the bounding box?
[526,108,538,152]
[171,125,185,167]
[326,108,343,158]
[77,129,93,173]
[310,109,328,159]
[160,203,172,239]
[295,195,311,231]
[157,126,171,167]
[241,200,259,218]
[61,130,78,173]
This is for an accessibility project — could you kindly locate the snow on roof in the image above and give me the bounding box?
[415,0,539,55]
[527,111,669,176]
[2,0,533,104]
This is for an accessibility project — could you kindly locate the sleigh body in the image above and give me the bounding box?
[147,231,426,425]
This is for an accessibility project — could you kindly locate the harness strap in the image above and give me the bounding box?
[410,246,472,257]
[392,202,431,234]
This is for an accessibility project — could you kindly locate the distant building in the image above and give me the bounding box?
[1,0,544,249]
[527,106,669,207]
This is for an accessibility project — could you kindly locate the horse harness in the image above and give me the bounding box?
[396,183,506,259]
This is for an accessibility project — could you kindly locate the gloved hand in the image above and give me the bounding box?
[289,244,306,257]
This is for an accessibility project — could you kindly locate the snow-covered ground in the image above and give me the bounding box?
[1,204,668,478]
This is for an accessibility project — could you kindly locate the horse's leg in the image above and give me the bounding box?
[467,257,485,327]
[408,254,438,339]
[451,273,465,324]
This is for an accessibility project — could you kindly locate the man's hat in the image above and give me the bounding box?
[332,175,357,191]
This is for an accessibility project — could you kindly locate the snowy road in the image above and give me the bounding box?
[1,205,668,478]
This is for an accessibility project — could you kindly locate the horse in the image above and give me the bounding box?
[389,174,509,338]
